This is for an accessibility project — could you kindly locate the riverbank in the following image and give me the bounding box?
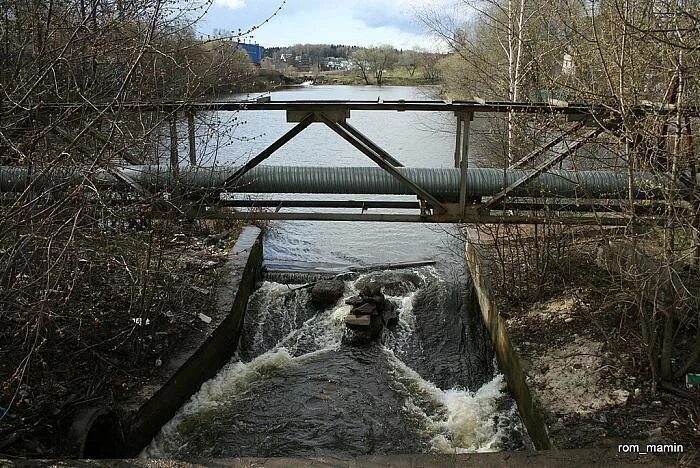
[0,220,246,458]
[218,68,304,94]
[312,70,438,87]
[467,226,700,460]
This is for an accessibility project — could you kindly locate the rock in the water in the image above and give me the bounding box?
[345,314,372,327]
[359,283,383,298]
[310,280,345,308]
[356,271,424,296]
[343,314,383,345]
[361,294,386,305]
[352,302,380,316]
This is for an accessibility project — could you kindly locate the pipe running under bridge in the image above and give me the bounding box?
[0,166,700,202]
[0,165,688,202]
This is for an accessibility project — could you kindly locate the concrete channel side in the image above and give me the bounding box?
[466,243,553,450]
[90,226,264,457]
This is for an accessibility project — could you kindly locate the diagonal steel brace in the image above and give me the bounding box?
[486,127,603,208]
[509,122,586,169]
[223,114,315,188]
[337,121,405,167]
[319,114,447,213]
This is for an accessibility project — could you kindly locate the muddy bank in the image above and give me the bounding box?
[114,226,262,457]
[467,230,700,462]
[0,222,246,458]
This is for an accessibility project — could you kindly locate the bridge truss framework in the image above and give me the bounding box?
[6,99,699,225]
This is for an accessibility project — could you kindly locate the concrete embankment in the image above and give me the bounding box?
[466,242,553,450]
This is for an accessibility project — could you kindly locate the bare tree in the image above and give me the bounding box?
[400,50,418,76]
[350,45,398,85]
[0,0,286,456]
[350,48,373,85]
[416,50,443,82]
[419,0,700,392]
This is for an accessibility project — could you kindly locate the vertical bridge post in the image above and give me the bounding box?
[454,113,463,168]
[457,112,473,217]
[187,109,197,166]
[169,111,179,180]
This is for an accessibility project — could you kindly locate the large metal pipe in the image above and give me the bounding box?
[0,165,687,202]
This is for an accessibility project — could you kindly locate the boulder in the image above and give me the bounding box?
[359,283,383,298]
[345,295,364,306]
[343,314,383,345]
[383,305,399,328]
[355,271,424,296]
[310,280,345,308]
[360,294,385,305]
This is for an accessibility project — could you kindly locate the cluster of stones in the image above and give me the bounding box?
[307,271,423,345]
[343,284,398,344]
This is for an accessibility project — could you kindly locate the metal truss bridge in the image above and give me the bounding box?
[3,99,698,225]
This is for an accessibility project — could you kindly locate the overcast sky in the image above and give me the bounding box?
[196,0,454,50]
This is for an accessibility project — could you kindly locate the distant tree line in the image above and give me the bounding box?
[265,43,360,63]
[261,43,445,85]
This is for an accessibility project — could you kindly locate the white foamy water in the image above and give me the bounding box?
[143,270,518,457]
[383,348,508,453]
[142,347,299,457]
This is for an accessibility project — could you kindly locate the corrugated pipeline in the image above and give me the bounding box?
[0,165,687,202]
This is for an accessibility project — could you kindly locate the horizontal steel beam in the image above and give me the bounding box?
[203,209,660,226]
[217,199,421,209]
[199,197,685,214]
[1,192,677,216]
[29,100,700,117]
[485,197,681,213]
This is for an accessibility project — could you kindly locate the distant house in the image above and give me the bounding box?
[325,57,354,71]
[237,43,265,65]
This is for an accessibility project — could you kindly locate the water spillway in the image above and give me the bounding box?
[143,267,527,457]
[129,85,533,457]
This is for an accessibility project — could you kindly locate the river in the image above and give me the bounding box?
[143,85,528,457]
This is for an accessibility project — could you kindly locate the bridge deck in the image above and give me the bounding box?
[34,99,700,116]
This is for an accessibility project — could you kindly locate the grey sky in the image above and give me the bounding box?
[197,0,451,50]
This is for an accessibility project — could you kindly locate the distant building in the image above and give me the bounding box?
[237,43,265,65]
[325,57,355,71]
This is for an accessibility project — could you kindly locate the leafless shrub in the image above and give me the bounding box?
[421,0,699,389]
[0,0,285,454]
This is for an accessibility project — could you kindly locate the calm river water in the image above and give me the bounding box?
[143,85,528,458]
